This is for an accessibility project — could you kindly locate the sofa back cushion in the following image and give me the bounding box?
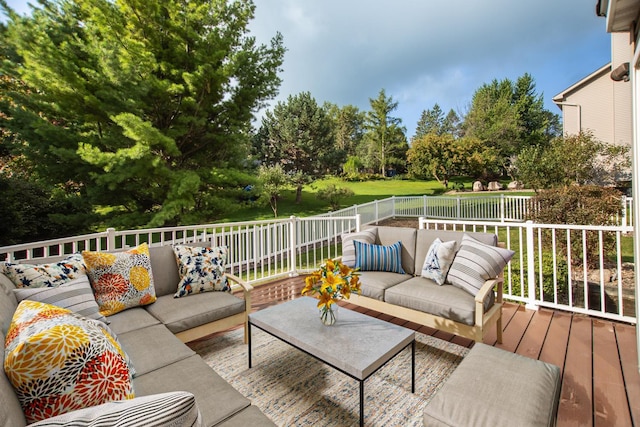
[149,245,182,297]
[0,270,19,336]
[0,330,27,427]
[368,226,417,275]
[414,229,497,275]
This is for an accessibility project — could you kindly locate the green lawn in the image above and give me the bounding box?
[222,177,533,222]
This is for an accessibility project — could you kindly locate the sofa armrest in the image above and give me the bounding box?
[227,273,253,294]
[474,276,503,305]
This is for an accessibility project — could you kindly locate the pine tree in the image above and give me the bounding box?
[0,0,285,228]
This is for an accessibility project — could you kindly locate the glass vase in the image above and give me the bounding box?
[319,304,338,326]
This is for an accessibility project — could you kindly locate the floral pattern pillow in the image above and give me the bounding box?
[3,253,86,288]
[173,245,229,297]
[4,300,135,424]
[82,243,157,316]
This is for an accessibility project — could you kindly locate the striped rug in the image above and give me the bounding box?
[191,328,468,427]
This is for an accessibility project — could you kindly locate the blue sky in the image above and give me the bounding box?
[5,1,611,138]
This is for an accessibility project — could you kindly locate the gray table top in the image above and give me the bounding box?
[249,296,415,379]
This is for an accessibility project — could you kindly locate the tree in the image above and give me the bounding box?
[514,131,631,190]
[325,103,365,157]
[317,184,354,211]
[363,89,408,175]
[253,92,338,203]
[0,0,284,228]
[256,164,288,217]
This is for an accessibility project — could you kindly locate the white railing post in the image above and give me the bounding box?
[500,194,505,222]
[392,195,396,218]
[375,200,379,224]
[289,216,298,277]
[106,228,116,251]
[456,196,461,220]
[525,220,539,310]
[355,214,362,232]
[423,195,428,217]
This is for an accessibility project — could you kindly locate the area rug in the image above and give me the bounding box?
[190,328,468,427]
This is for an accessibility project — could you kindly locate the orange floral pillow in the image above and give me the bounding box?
[83,243,157,316]
[4,300,134,424]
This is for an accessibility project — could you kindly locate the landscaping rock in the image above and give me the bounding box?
[473,181,485,192]
[508,181,524,190]
[488,181,503,191]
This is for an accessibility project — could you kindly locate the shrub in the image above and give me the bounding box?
[317,184,355,211]
[527,185,623,268]
[507,253,569,302]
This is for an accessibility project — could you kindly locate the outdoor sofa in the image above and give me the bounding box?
[342,225,513,342]
[0,243,275,426]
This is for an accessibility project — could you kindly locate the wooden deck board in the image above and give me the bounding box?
[235,276,639,427]
[557,316,594,427]
[592,319,632,427]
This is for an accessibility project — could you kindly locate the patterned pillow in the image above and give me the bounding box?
[420,238,457,285]
[447,234,515,296]
[173,245,229,298]
[340,229,377,267]
[3,254,86,288]
[27,391,200,427]
[4,300,135,424]
[12,276,107,322]
[83,243,157,316]
[354,240,405,274]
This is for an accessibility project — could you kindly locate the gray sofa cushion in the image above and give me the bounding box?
[414,229,497,275]
[149,245,182,297]
[0,331,27,426]
[384,277,493,326]
[145,292,245,335]
[107,306,161,335]
[0,273,18,335]
[369,226,417,275]
[118,324,195,376]
[357,271,413,301]
[423,343,561,427]
[215,405,276,427]
[133,354,252,427]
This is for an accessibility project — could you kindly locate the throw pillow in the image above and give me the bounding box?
[3,253,86,288]
[340,228,377,267]
[26,391,201,427]
[420,238,457,285]
[354,240,405,274]
[4,300,135,424]
[83,243,157,316]
[173,245,229,297]
[447,234,515,296]
[12,276,107,322]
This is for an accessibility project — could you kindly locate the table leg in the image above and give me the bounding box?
[248,322,252,369]
[411,340,415,393]
[360,380,364,427]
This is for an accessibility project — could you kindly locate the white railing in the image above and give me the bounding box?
[1,195,634,323]
[419,218,635,324]
[319,194,633,226]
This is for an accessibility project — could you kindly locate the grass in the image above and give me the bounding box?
[222,176,534,223]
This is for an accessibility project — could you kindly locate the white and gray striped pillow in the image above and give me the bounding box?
[446,234,514,296]
[341,228,377,267]
[12,276,106,322]
[27,391,201,427]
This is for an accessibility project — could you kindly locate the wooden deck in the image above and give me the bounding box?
[244,275,640,427]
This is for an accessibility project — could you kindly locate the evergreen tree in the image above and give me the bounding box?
[253,92,338,203]
[363,89,407,175]
[325,103,365,157]
[0,0,285,228]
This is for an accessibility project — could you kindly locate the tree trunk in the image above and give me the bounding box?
[295,185,303,204]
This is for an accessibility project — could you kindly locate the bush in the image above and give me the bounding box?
[527,185,623,268]
[317,184,355,211]
[507,253,570,302]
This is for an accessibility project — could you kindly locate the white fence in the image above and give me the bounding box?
[0,195,635,323]
[419,218,635,324]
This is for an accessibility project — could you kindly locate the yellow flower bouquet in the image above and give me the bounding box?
[301,259,361,325]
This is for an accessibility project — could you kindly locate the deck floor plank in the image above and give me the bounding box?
[539,310,572,376]
[515,307,553,360]
[557,316,594,427]
[592,319,632,427]
[496,304,535,353]
[614,323,640,427]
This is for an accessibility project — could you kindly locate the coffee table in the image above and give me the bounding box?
[248,296,415,427]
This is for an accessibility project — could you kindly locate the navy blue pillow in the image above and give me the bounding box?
[354,240,405,274]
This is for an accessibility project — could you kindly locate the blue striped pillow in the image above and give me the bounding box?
[354,240,405,274]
